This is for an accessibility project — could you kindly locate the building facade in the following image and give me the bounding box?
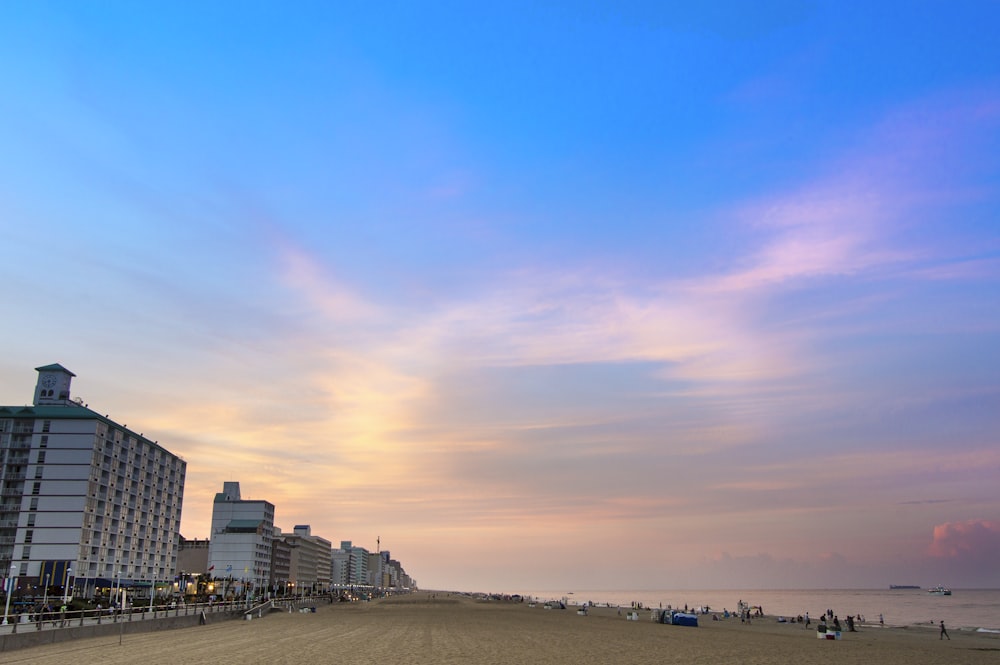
[0,364,186,597]
[176,536,210,576]
[269,535,291,594]
[336,540,370,587]
[281,524,332,594]
[207,481,273,596]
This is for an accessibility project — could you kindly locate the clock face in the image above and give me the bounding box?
[41,375,57,389]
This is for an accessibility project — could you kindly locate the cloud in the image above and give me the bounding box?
[277,244,381,322]
[927,519,1000,562]
[694,87,1000,296]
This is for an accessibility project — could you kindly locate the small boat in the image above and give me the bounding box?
[889,585,920,590]
[927,586,952,596]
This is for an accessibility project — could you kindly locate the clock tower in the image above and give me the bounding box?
[33,363,77,406]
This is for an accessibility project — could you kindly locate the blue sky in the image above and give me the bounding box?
[2,1,999,591]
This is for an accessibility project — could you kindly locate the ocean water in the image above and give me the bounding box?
[516,588,1000,632]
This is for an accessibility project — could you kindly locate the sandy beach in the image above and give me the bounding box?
[4,591,999,665]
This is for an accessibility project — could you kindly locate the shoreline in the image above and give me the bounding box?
[513,588,1000,633]
[5,591,999,665]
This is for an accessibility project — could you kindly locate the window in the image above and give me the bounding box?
[26,514,35,527]
[23,530,33,543]
[39,435,48,448]
[37,451,46,463]
[29,498,39,510]
[31,481,41,495]
[21,546,31,559]
[42,420,51,432]
[34,466,43,479]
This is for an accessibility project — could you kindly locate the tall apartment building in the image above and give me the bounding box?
[269,535,291,594]
[0,364,186,596]
[336,540,370,586]
[207,481,273,595]
[280,525,332,594]
[330,548,350,588]
[377,551,414,590]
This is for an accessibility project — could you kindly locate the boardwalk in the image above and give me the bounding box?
[0,597,310,652]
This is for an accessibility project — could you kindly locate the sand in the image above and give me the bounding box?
[4,591,999,665]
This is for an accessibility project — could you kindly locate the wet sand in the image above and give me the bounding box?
[4,591,998,665]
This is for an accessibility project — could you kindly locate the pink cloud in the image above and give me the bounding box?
[927,519,1000,561]
[696,87,1000,296]
[277,243,380,321]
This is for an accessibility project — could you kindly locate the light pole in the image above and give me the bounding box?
[2,564,16,625]
[62,566,73,604]
[42,573,50,609]
[112,569,122,609]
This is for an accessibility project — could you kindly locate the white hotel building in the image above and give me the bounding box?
[0,364,186,597]
[207,481,274,594]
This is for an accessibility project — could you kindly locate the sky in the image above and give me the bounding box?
[1,1,999,592]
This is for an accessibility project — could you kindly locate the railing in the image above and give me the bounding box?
[3,600,234,633]
[1,595,330,634]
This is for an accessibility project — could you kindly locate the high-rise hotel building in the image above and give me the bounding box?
[0,364,186,595]
[207,481,274,594]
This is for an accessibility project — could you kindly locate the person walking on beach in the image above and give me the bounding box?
[940,620,950,640]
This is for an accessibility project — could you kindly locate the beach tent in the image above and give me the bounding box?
[671,612,698,627]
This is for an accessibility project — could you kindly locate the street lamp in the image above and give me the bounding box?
[2,564,16,625]
[42,573,50,609]
[63,566,73,604]
[112,569,122,609]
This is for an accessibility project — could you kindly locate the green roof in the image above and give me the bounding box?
[0,404,185,462]
[0,404,97,418]
[224,519,264,534]
[34,363,76,376]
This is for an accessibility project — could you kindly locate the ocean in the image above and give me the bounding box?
[515,588,1000,632]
